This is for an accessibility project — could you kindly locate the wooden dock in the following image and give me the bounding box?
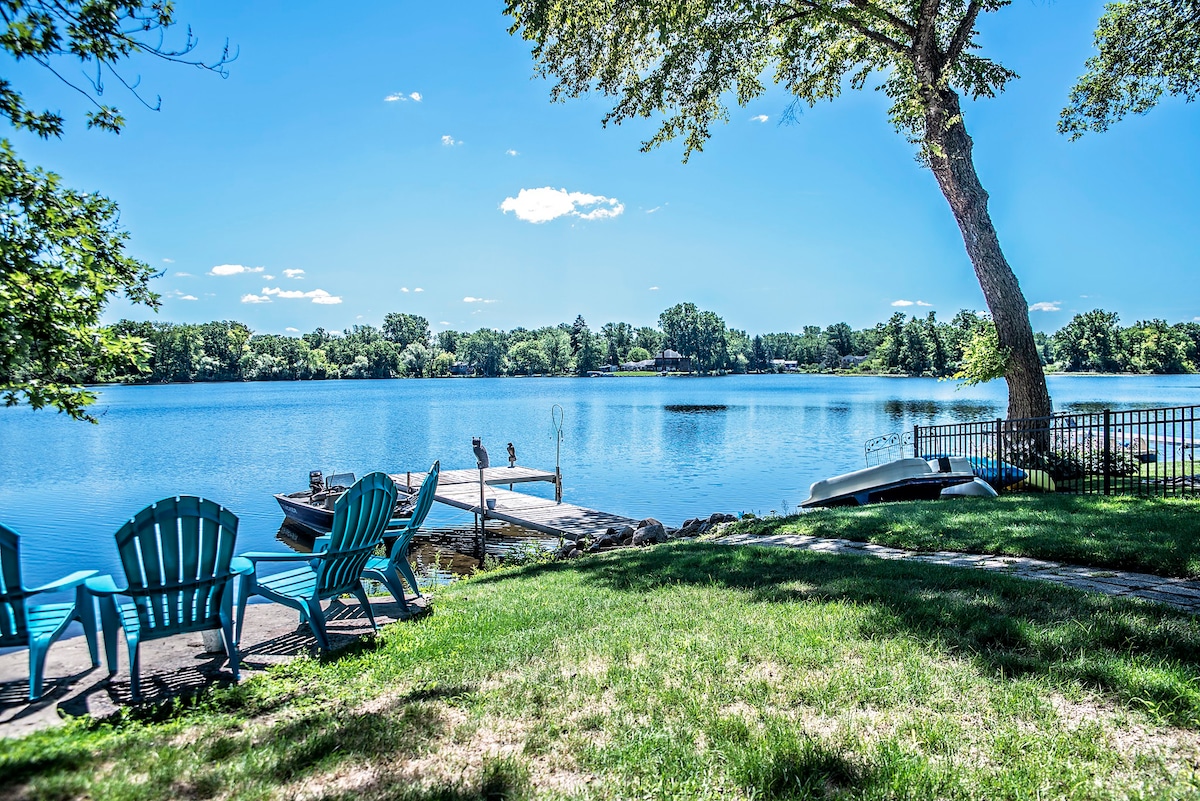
[390,466,640,541]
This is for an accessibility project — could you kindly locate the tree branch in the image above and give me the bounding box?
[944,0,983,69]
[784,0,911,54]
[845,0,916,38]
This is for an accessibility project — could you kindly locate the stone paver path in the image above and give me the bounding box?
[717,532,1200,614]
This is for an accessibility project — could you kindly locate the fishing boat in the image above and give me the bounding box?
[801,457,976,509]
[275,471,416,536]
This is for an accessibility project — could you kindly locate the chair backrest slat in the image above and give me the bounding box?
[391,461,441,561]
[114,497,239,638]
[0,523,28,645]
[315,472,397,597]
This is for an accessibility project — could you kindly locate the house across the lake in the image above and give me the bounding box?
[771,359,799,371]
[655,349,692,373]
[620,358,656,371]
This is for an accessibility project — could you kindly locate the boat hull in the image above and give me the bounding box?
[274,493,334,536]
[802,457,975,509]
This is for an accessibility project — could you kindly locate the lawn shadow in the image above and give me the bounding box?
[476,542,1200,724]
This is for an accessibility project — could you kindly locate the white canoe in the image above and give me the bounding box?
[801,457,975,509]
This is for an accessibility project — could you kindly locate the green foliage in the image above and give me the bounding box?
[0,0,233,138]
[505,0,1016,161]
[86,305,1197,386]
[461,328,508,376]
[1062,0,1200,138]
[954,319,1008,386]
[1053,309,1126,373]
[0,142,157,420]
[382,312,431,350]
[658,302,728,373]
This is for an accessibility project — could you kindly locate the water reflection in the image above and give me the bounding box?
[274,522,560,585]
[882,398,1001,423]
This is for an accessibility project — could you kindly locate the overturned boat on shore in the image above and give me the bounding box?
[801,457,976,509]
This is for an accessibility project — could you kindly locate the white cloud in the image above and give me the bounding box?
[409,92,422,102]
[439,321,450,326]
[463,296,497,304]
[385,91,423,102]
[916,300,933,307]
[173,271,192,277]
[891,299,915,307]
[283,269,305,279]
[178,294,198,301]
[241,294,271,304]
[1029,301,1062,312]
[441,135,462,146]
[646,206,661,214]
[414,287,424,292]
[400,287,410,293]
[649,286,660,291]
[505,149,519,156]
[162,258,175,264]
[500,187,625,224]
[210,264,264,276]
[263,274,275,281]
[262,286,343,304]
[286,327,300,333]
[751,114,769,123]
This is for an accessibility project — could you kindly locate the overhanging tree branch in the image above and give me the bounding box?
[945,0,984,69]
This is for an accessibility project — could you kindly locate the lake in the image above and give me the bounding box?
[2,374,1197,586]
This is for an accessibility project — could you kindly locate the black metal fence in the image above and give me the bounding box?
[913,405,1199,497]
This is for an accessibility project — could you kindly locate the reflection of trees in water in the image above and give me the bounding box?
[1060,401,1147,414]
[882,399,999,423]
[661,405,731,470]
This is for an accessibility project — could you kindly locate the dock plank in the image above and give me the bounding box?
[389,466,639,540]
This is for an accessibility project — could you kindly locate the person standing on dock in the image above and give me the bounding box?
[507,442,516,468]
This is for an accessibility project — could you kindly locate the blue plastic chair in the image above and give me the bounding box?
[86,496,251,698]
[238,472,397,651]
[0,523,99,700]
[362,461,440,607]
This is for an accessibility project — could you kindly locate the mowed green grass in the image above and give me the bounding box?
[5,543,1200,800]
[731,494,1200,578]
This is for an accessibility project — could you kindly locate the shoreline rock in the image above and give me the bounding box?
[556,513,738,559]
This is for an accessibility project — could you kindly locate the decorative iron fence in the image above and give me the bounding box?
[913,405,1199,497]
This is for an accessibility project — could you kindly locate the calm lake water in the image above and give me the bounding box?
[2,374,1197,586]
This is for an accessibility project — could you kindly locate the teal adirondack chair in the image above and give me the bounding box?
[362,461,439,607]
[0,523,100,700]
[238,472,397,651]
[86,496,250,698]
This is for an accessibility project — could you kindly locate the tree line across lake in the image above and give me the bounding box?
[95,305,1200,384]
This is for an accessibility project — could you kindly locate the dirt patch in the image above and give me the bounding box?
[290,702,594,799]
[1048,693,1200,774]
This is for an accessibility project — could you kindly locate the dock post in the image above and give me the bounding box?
[555,467,562,503]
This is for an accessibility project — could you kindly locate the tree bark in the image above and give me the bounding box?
[923,87,1053,421]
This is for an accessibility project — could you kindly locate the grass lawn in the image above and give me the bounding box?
[730,494,1200,579]
[5,543,1200,800]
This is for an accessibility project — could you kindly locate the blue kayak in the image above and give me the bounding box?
[926,454,1026,489]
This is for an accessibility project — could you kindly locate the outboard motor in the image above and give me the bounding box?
[309,471,324,493]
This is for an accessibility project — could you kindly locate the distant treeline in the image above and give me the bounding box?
[97,305,1200,384]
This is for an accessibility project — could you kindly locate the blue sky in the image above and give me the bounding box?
[4,1,1198,336]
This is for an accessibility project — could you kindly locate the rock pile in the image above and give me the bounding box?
[555,512,739,559]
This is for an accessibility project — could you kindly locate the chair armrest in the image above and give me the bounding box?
[385,519,412,531]
[85,574,124,597]
[240,551,320,563]
[28,569,98,595]
[230,556,255,576]
[312,536,331,552]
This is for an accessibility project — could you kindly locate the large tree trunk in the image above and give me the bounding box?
[923,88,1053,421]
